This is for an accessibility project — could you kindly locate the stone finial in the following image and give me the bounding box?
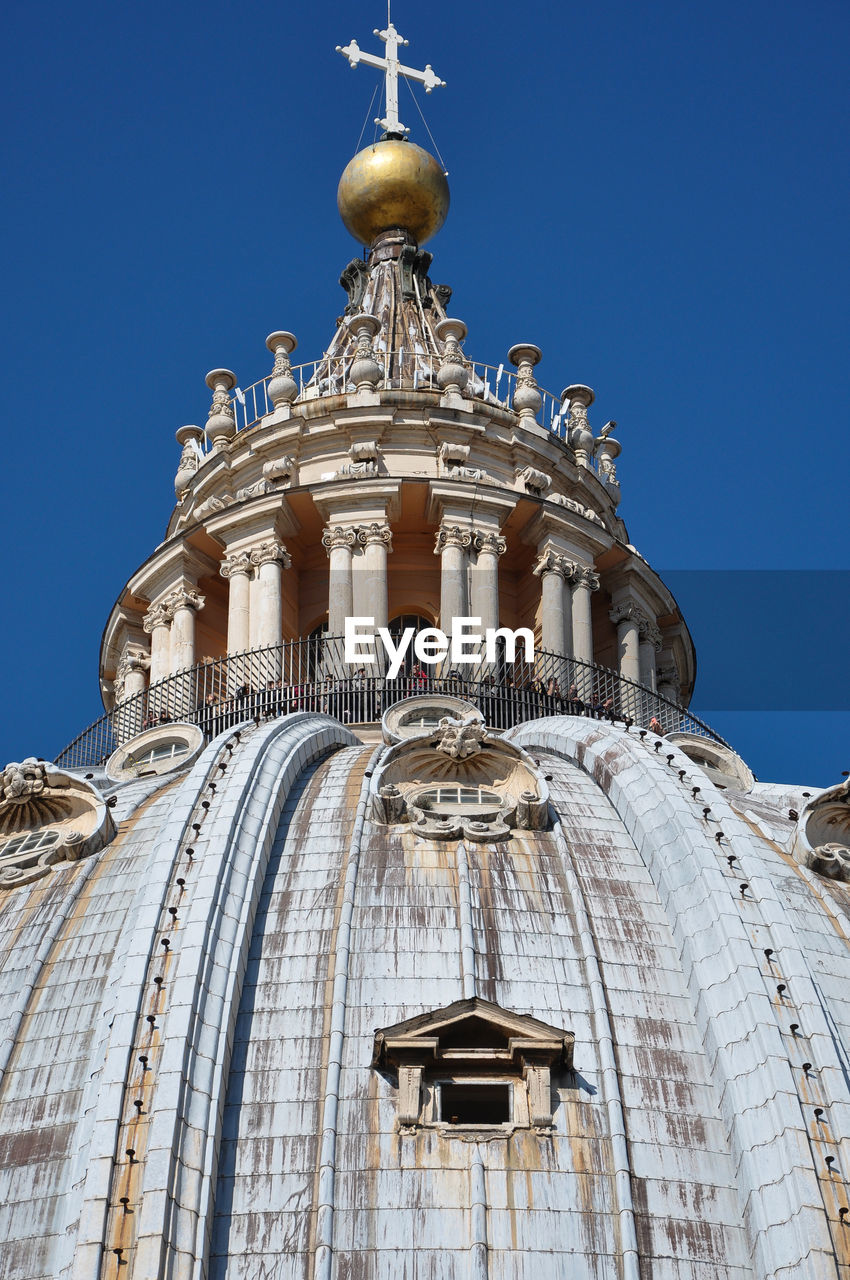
[435,317,469,397]
[265,331,298,409]
[174,425,204,500]
[346,313,382,391]
[594,420,621,500]
[204,369,238,449]
[508,344,543,421]
[561,384,595,466]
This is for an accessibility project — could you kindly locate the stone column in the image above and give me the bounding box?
[657,661,680,731]
[169,588,204,674]
[143,600,174,715]
[532,549,571,662]
[567,564,597,692]
[471,530,506,637]
[143,601,173,687]
[115,645,149,742]
[358,521,392,631]
[220,552,253,655]
[638,619,661,694]
[250,540,290,651]
[435,524,473,657]
[610,602,643,721]
[322,526,357,642]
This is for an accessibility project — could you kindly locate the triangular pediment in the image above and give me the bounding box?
[372,997,573,1070]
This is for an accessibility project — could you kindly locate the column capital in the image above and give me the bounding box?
[220,550,254,580]
[321,525,358,556]
[357,521,393,550]
[166,586,205,614]
[118,644,150,677]
[474,530,506,557]
[250,538,291,570]
[609,600,648,629]
[532,549,571,581]
[143,600,173,632]
[571,564,600,591]
[435,524,473,554]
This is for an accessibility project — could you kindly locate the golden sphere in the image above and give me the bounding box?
[337,139,450,247]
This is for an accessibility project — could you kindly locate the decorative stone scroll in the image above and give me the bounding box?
[220,550,254,581]
[791,779,850,884]
[339,440,381,477]
[517,465,551,495]
[0,761,115,888]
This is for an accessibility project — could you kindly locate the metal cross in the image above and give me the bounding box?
[336,22,445,137]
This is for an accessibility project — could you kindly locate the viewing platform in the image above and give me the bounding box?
[56,636,726,770]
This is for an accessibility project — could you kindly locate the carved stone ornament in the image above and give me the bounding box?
[114,645,150,701]
[143,600,174,633]
[321,526,358,556]
[438,441,469,467]
[792,779,850,884]
[204,368,238,449]
[174,425,204,500]
[572,565,601,591]
[435,714,488,760]
[265,331,298,408]
[474,531,507,557]
[357,522,393,549]
[532,549,572,581]
[250,540,291,570]
[194,493,231,521]
[0,761,115,889]
[347,313,382,390]
[220,550,255,580]
[263,455,295,486]
[609,601,649,630]
[340,441,382,478]
[434,524,473,554]
[547,493,604,527]
[508,344,543,420]
[517,465,552,495]
[166,587,205,614]
[435,318,470,395]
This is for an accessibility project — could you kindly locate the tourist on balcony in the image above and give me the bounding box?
[566,683,584,716]
[648,715,664,736]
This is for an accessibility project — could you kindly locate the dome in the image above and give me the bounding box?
[337,138,449,246]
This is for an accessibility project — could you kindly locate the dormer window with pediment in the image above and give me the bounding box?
[372,998,574,1133]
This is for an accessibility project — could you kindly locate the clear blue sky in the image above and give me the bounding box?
[1,0,848,785]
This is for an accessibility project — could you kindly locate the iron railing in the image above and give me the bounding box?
[55,637,727,771]
[226,356,577,457]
